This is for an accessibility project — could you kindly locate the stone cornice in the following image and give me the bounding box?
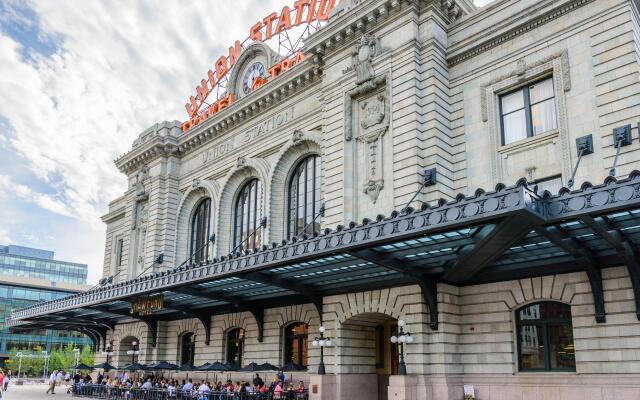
[101,204,126,224]
[115,135,179,175]
[175,61,322,157]
[447,0,595,66]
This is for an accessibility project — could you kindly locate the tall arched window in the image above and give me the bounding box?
[233,179,263,252]
[517,302,575,371]
[287,155,321,239]
[190,198,211,264]
[226,328,245,368]
[180,332,195,366]
[283,322,308,369]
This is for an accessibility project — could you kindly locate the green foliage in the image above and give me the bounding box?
[6,344,95,377]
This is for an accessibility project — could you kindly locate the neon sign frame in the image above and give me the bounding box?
[181,0,338,133]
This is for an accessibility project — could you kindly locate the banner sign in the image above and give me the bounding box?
[130,295,164,316]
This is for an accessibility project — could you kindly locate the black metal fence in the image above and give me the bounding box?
[72,384,308,400]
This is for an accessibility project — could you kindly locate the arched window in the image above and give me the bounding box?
[516,302,575,371]
[226,328,245,367]
[233,179,263,252]
[190,198,211,264]
[180,332,195,366]
[287,156,321,239]
[283,322,308,369]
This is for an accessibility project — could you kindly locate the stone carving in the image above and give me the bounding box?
[352,34,379,85]
[356,94,389,204]
[237,157,247,168]
[134,165,149,201]
[192,178,201,189]
[292,130,304,144]
[132,166,149,230]
[363,180,384,204]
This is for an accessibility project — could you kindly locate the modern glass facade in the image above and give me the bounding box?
[0,245,87,284]
[0,244,91,367]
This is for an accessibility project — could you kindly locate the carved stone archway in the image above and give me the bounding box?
[174,180,220,265]
[216,157,270,255]
[267,130,322,243]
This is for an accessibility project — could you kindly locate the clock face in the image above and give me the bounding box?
[242,62,266,95]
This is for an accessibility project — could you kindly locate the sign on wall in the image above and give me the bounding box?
[130,294,164,316]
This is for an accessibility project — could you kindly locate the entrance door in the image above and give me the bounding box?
[375,322,398,400]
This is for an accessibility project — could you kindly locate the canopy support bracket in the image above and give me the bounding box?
[249,308,265,342]
[534,225,606,323]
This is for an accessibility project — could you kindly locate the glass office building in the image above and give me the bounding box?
[0,244,90,367]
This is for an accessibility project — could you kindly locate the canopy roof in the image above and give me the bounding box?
[8,173,640,351]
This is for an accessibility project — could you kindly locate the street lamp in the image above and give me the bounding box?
[102,342,114,367]
[390,319,413,376]
[73,348,81,374]
[126,341,140,364]
[41,350,50,380]
[311,326,332,375]
[16,352,23,379]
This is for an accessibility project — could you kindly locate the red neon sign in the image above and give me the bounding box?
[181,0,337,133]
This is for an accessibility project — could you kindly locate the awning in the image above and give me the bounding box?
[8,172,640,350]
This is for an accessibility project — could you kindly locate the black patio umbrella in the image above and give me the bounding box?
[179,363,195,371]
[197,362,229,371]
[120,362,146,371]
[223,362,238,371]
[280,362,304,372]
[150,362,180,371]
[258,363,279,371]
[72,363,94,371]
[93,362,115,371]
[238,362,262,372]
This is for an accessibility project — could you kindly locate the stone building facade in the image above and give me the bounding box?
[11,0,640,399]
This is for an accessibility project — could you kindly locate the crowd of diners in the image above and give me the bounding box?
[71,371,308,399]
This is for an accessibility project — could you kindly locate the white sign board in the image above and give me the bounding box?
[463,385,476,399]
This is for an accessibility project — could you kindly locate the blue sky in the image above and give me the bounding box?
[0,0,493,284]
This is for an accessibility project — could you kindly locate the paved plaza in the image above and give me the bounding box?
[2,383,74,400]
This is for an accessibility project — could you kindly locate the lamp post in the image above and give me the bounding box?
[41,350,50,380]
[126,341,140,364]
[16,352,23,379]
[72,348,80,374]
[102,342,114,367]
[390,319,413,376]
[311,326,332,375]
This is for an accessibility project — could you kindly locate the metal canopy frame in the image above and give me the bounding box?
[8,172,640,338]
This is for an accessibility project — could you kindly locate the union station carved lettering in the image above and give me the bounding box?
[200,107,295,166]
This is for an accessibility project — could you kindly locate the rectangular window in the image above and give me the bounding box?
[500,77,557,145]
[115,238,124,267]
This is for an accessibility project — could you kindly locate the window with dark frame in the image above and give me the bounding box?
[233,179,263,252]
[375,324,385,369]
[283,322,308,369]
[190,198,212,264]
[115,238,124,267]
[516,301,576,372]
[226,328,245,367]
[500,77,558,145]
[287,155,321,240]
[180,332,196,366]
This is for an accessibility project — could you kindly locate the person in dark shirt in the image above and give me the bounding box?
[252,374,264,388]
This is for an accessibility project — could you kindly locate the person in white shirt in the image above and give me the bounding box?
[182,379,193,393]
[141,379,153,390]
[46,370,59,394]
[56,371,64,387]
[197,381,211,393]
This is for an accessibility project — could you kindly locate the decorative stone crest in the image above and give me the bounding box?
[192,178,201,189]
[237,157,247,168]
[346,34,380,85]
[357,94,389,204]
[134,165,149,202]
[363,180,384,204]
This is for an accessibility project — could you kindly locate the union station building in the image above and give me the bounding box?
[8,0,640,399]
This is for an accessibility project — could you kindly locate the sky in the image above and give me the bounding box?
[0,0,495,284]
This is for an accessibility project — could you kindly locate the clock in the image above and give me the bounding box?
[242,62,266,95]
